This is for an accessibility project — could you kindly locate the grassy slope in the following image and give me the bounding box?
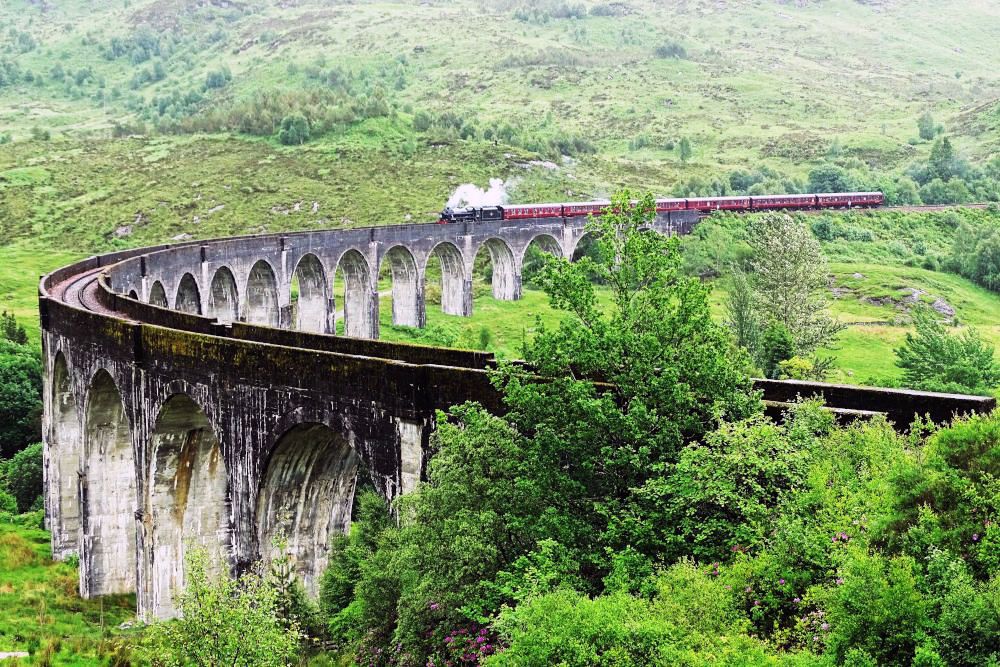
[0,0,998,364]
[2,0,998,169]
[0,520,135,663]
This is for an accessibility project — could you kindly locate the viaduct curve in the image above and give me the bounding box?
[39,211,994,622]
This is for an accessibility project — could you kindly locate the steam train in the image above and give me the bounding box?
[438,191,885,223]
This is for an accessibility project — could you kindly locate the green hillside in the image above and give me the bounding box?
[1,0,999,374]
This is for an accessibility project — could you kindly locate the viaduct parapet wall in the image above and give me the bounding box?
[39,212,994,621]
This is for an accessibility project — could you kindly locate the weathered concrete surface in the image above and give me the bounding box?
[40,211,995,623]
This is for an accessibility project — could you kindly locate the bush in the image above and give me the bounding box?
[204,66,232,90]
[0,489,15,514]
[0,340,43,458]
[654,40,687,59]
[2,443,42,513]
[894,306,999,395]
[489,561,803,666]
[277,113,310,145]
[887,411,1000,578]
[821,550,930,666]
[137,548,301,665]
[640,404,826,564]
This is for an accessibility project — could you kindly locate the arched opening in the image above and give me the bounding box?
[473,238,519,301]
[521,234,563,289]
[244,260,280,327]
[378,245,421,328]
[147,394,229,619]
[208,266,239,324]
[571,232,602,263]
[50,353,81,558]
[148,281,169,308]
[256,423,359,596]
[127,290,139,300]
[334,249,376,338]
[426,242,468,317]
[291,253,330,333]
[175,273,201,315]
[83,370,136,597]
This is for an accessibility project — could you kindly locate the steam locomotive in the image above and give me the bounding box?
[438,191,885,223]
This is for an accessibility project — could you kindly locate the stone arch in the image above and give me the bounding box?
[571,231,601,262]
[82,369,137,597]
[244,260,280,327]
[291,253,331,334]
[148,281,168,308]
[475,237,519,301]
[521,233,563,289]
[208,266,239,324]
[146,393,230,619]
[50,352,81,559]
[256,423,359,596]
[127,289,139,300]
[175,273,201,315]
[426,242,469,316]
[379,245,422,328]
[335,249,376,338]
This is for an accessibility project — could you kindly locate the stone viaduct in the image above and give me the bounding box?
[39,211,994,622]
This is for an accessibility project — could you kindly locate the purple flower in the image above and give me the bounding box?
[754,600,761,606]
[813,635,819,642]
[821,623,829,630]
[793,597,801,603]
[973,533,980,542]
[429,602,440,611]
[779,578,785,585]
[836,578,844,585]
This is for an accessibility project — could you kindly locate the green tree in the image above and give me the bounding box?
[917,111,936,141]
[725,264,761,360]
[0,339,42,458]
[894,306,999,394]
[679,136,692,162]
[0,311,27,345]
[323,190,758,663]
[138,548,301,666]
[1,442,42,513]
[277,113,310,145]
[807,164,852,193]
[759,321,795,379]
[971,231,1000,290]
[412,110,432,132]
[929,136,956,181]
[746,214,845,355]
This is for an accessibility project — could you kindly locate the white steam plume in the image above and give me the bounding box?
[446,178,509,208]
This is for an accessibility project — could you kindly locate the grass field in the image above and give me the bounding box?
[0,518,135,664]
[2,0,998,169]
[375,253,1000,385]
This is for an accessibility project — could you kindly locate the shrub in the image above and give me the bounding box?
[894,306,999,395]
[277,113,310,145]
[0,340,43,458]
[654,40,687,59]
[821,549,930,667]
[137,548,301,666]
[2,443,42,513]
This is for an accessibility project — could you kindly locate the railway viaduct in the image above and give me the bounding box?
[40,210,994,622]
